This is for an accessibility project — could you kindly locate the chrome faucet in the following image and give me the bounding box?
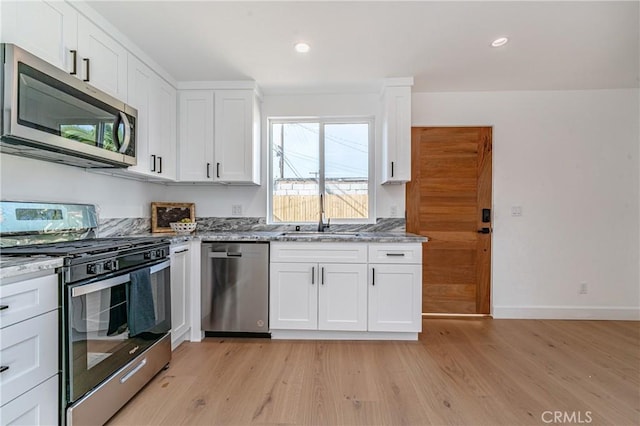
[317,194,330,232]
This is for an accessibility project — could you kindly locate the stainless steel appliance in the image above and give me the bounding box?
[0,202,171,425]
[201,242,269,336]
[0,43,137,168]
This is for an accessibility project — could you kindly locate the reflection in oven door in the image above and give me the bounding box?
[66,261,171,403]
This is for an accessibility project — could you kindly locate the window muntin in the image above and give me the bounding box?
[270,118,373,224]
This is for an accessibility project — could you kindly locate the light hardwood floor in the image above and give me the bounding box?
[108,319,639,425]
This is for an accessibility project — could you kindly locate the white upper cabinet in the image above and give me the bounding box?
[1,1,128,102]
[127,54,177,180]
[1,0,78,72]
[178,91,215,182]
[380,81,413,184]
[77,15,128,101]
[177,88,261,184]
[214,90,261,184]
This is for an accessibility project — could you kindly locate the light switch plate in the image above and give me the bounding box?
[511,206,522,217]
[232,205,242,216]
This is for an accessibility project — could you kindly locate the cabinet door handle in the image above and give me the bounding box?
[372,268,375,286]
[391,161,395,178]
[150,155,156,172]
[207,163,211,178]
[386,253,405,257]
[321,267,325,285]
[0,366,9,373]
[311,266,315,285]
[157,156,162,174]
[173,249,189,254]
[0,305,8,311]
[83,58,90,82]
[70,50,78,75]
[216,162,220,178]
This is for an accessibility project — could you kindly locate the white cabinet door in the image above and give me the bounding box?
[170,244,190,349]
[381,86,411,184]
[214,90,260,184]
[0,310,58,406]
[0,374,58,426]
[178,91,214,182]
[1,0,78,72]
[77,15,128,101]
[270,263,317,330]
[368,264,422,332]
[318,263,367,331]
[127,55,177,180]
[150,75,177,180]
[127,54,153,176]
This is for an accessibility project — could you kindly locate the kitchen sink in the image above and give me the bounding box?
[279,231,361,238]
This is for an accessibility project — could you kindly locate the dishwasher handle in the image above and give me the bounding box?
[208,251,243,258]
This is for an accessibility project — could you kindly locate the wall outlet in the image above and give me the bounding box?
[579,282,588,295]
[232,204,242,216]
[390,205,398,217]
[511,206,523,217]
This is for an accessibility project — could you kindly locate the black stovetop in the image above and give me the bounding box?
[1,237,167,258]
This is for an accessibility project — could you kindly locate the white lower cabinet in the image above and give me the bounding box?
[0,272,59,424]
[368,264,422,332]
[270,263,317,330]
[318,264,367,331]
[170,243,191,349]
[269,242,422,339]
[0,375,58,426]
[270,262,367,332]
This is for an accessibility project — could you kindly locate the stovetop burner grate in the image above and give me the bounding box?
[1,237,166,257]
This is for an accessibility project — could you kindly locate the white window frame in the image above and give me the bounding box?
[268,116,375,225]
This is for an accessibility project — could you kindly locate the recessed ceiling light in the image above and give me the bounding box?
[294,42,310,53]
[491,37,509,48]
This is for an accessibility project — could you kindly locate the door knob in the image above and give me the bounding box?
[477,228,491,234]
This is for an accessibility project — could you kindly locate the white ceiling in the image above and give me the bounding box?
[87,1,640,93]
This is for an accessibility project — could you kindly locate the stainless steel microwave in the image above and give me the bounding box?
[0,43,137,168]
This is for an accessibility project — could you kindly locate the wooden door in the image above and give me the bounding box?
[406,127,492,314]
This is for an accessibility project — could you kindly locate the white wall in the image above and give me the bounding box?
[0,154,167,218]
[164,91,406,219]
[412,89,640,320]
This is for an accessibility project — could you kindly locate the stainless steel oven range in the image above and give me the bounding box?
[0,202,171,425]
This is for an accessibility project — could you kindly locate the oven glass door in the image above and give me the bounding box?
[66,260,170,402]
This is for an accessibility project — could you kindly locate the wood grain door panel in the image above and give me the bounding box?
[407,127,492,314]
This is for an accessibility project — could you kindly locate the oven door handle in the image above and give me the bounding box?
[71,260,170,297]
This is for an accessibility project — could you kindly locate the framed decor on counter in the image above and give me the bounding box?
[151,202,195,233]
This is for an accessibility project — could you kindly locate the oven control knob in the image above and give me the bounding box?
[87,263,102,274]
[104,260,118,271]
[144,252,152,260]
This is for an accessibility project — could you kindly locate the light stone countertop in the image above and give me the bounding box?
[0,255,63,280]
[196,231,427,243]
[0,232,425,280]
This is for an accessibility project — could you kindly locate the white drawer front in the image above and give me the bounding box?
[270,242,367,263]
[0,374,58,425]
[0,310,58,406]
[0,274,58,329]
[368,244,422,264]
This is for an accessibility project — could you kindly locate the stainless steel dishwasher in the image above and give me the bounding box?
[201,242,269,336]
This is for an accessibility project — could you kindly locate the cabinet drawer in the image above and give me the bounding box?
[0,274,58,329]
[0,310,58,406]
[0,374,58,425]
[270,242,367,263]
[368,244,422,264]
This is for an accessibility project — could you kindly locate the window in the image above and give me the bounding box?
[270,118,373,223]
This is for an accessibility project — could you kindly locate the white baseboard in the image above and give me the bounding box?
[492,306,640,320]
[270,330,419,341]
